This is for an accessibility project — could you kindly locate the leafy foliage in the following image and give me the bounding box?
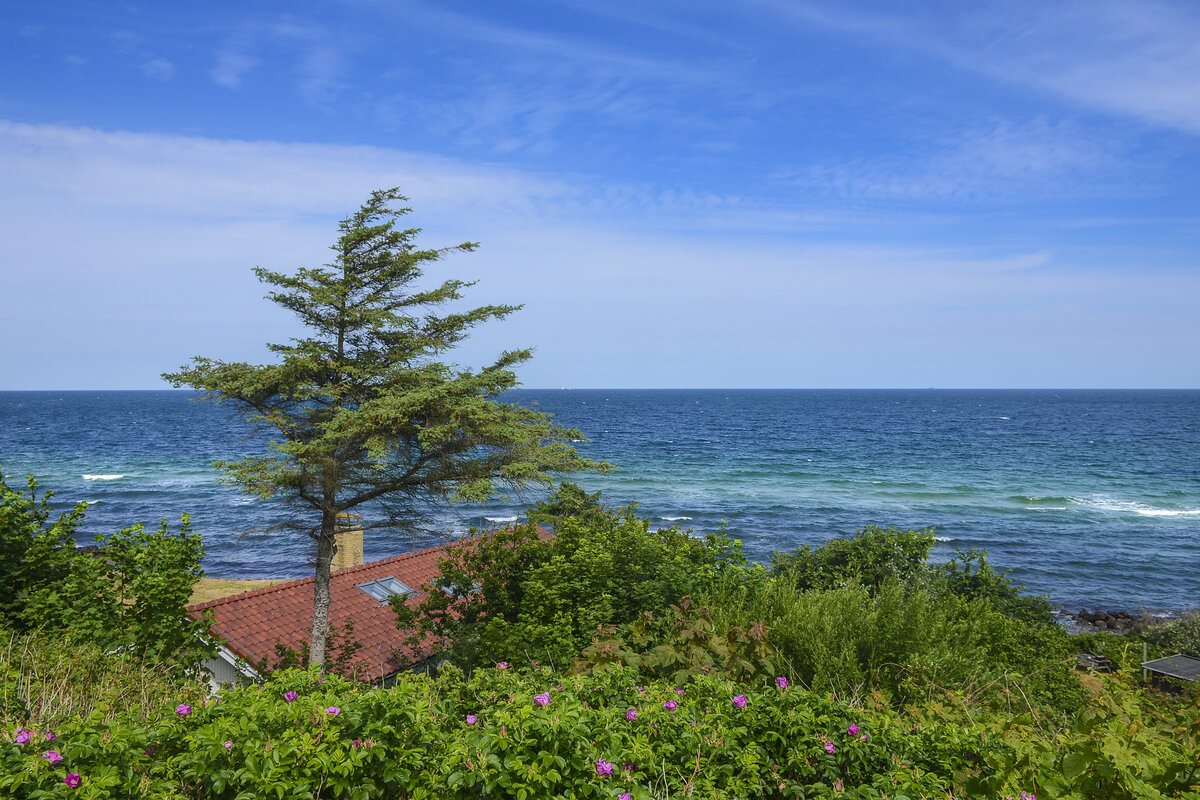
[525,482,606,531]
[0,470,209,672]
[164,189,607,668]
[2,666,1196,800]
[1140,611,1200,658]
[576,596,775,683]
[937,547,1054,625]
[396,504,743,673]
[0,472,87,626]
[770,525,937,592]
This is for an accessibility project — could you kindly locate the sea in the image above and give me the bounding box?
[1,389,1197,612]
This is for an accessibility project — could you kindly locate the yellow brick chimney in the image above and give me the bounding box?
[332,513,364,570]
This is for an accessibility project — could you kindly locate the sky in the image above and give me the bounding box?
[1,0,1198,389]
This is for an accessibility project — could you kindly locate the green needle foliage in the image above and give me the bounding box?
[164,189,608,669]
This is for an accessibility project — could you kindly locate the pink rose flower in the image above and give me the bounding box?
[176,704,192,716]
[325,706,340,716]
[776,676,789,689]
[13,729,31,744]
[595,758,614,776]
[64,773,82,788]
[284,691,298,702]
[534,692,551,707]
[43,750,63,764]
[664,700,677,710]
[733,694,747,708]
[466,714,478,725]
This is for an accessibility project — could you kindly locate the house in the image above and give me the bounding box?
[187,525,456,689]
[186,522,550,691]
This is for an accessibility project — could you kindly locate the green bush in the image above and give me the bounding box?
[770,525,937,593]
[0,471,210,674]
[937,548,1054,625]
[2,666,1195,799]
[1140,611,1200,658]
[398,508,744,673]
[702,570,1085,714]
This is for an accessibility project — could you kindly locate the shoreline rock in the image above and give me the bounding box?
[1055,607,1191,635]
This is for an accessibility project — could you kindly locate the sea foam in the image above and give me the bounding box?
[1072,495,1200,518]
[82,474,125,480]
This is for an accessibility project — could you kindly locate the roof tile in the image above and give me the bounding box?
[187,528,550,680]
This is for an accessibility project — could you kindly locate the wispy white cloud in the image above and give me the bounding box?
[211,47,257,88]
[760,0,1200,133]
[367,4,760,154]
[773,117,1136,201]
[1,121,1196,389]
[141,57,175,80]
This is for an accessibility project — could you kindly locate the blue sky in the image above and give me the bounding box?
[2,1,1198,389]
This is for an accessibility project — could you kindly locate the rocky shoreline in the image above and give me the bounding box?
[1055,607,1191,635]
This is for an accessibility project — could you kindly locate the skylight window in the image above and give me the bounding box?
[357,576,413,603]
[436,578,482,597]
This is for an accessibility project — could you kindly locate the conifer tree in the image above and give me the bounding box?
[165,189,606,668]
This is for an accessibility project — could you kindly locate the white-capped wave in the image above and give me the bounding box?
[661,516,693,522]
[485,516,519,523]
[933,536,956,542]
[1072,495,1200,518]
[82,499,101,505]
[83,474,124,480]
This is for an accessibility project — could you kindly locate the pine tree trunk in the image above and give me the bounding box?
[309,511,337,669]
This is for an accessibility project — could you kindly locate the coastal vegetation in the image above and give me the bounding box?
[163,189,607,668]
[0,470,209,674]
[2,477,1198,798]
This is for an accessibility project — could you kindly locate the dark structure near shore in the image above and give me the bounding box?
[1141,654,1200,683]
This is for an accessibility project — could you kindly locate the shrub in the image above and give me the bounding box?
[1140,611,1200,659]
[0,471,210,674]
[398,509,744,673]
[938,547,1054,625]
[4,666,1195,800]
[770,525,937,592]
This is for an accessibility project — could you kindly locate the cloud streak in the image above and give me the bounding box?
[761,0,1200,133]
[1,121,1196,389]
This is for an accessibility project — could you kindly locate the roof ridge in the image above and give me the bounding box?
[185,539,460,613]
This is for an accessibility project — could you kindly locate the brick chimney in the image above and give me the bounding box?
[332,513,364,570]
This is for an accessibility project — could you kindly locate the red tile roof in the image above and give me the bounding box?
[186,528,551,682]
[187,543,452,682]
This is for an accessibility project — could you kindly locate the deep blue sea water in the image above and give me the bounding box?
[2,389,1198,611]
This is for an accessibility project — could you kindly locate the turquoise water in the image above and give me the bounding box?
[1,389,1197,610]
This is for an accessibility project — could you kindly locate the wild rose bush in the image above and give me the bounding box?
[1,667,975,799]
[2,666,1196,799]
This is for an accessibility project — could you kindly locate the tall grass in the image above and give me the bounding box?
[0,628,207,730]
[701,568,1086,714]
